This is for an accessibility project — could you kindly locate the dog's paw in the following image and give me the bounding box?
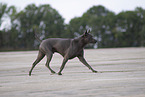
[51,71,56,74]
[29,72,32,76]
[92,70,98,73]
[58,72,62,75]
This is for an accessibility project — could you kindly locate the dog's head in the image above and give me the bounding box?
[82,30,97,44]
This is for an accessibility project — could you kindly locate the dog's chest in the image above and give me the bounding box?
[68,49,83,59]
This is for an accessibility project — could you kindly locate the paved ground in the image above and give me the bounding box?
[0,48,145,97]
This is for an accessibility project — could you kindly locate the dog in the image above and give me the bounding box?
[29,30,97,75]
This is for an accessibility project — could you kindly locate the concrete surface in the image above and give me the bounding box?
[0,48,145,97]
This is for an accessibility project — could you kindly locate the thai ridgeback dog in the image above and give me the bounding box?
[29,30,97,75]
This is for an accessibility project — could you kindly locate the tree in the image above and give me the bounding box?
[1,4,145,50]
[115,10,144,47]
[0,3,7,48]
[69,5,145,48]
[0,3,18,49]
[0,3,7,25]
[68,5,115,48]
[135,7,145,46]
[14,4,65,49]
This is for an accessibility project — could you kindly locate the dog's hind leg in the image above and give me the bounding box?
[45,52,56,74]
[29,50,45,76]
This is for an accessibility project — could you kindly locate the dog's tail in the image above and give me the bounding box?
[34,31,42,43]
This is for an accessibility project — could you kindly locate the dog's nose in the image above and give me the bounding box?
[94,39,97,43]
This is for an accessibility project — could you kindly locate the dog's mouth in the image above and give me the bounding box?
[90,39,97,43]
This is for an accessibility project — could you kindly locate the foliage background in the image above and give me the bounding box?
[0,3,145,50]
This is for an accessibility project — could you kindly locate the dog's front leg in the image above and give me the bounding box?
[58,58,68,75]
[78,56,97,73]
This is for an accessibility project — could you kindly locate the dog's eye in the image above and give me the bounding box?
[90,36,93,38]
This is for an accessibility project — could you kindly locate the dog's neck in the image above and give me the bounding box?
[73,36,87,49]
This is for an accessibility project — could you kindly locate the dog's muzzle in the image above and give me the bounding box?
[91,39,97,43]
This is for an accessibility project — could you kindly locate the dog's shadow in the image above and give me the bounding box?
[98,70,133,73]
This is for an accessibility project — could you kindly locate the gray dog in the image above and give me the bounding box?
[29,30,97,75]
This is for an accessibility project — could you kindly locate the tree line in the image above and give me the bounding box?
[0,3,145,50]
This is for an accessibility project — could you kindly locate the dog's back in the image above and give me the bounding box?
[39,38,72,56]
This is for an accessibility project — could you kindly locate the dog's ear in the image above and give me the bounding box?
[88,29,91,33]
[83,30,88,36]
[82,30,89,37]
